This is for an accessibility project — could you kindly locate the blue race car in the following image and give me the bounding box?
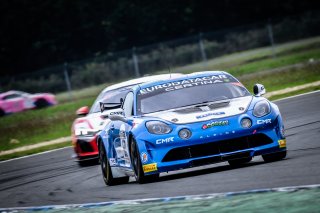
[97,71,287,185]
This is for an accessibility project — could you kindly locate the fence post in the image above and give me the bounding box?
[267,21,276,58]
[132,47,140,77]
[64,62,73,101]
[199,32,208,68]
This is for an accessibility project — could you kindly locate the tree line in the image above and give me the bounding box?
[0,0,319,76]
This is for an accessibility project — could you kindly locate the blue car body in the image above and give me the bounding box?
[98,71,286,183]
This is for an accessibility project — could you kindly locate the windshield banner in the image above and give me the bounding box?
[139,75,237,95]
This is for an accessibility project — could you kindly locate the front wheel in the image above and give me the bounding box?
[99,142,129,186]
[130,138,159,184]
[262,150,287,162]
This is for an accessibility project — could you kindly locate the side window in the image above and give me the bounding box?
[122,92,134,117]
[3,94,21,100]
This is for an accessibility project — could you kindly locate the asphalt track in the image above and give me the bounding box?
[0,91,320,208]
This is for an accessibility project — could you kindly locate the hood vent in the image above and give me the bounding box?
[174,101,230,114]
[174,107,203,114]
[208,101,230,110]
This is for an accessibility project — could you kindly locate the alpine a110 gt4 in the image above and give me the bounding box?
[97,71,287,185]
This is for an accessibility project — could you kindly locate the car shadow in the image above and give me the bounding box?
[128,160,268,185]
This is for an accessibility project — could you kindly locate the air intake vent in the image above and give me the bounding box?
[162,133,272,162]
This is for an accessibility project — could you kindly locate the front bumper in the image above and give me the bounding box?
[136,114,286,175]
[73,135,99,160]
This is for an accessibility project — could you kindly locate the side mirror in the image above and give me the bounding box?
[100,102,122,113]
[76,106,89,116]
[253,84,266,97]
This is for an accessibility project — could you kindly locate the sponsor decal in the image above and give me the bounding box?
[239,107,245,111]
[156,137,174,144]
[143,163,157,173]
[141,152,148,163]
[278,139,286,148]
[109,158,117,166]
[110,111,124,116]
[196,112,225,119]
[257,119,272,124]
[202,120,229,130]
[139,75,233,95]
[200,130,235,139]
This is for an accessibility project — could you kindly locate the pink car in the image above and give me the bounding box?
[0,90,57,116]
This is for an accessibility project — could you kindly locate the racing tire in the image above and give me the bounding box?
[34,98,49,109]
[228,157,252,167]
[99,142,129,186]
[130,138,159,184]
[0,109,5,117]
[262,150,287,162]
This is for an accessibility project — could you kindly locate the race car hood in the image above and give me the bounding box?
[145,96,252,124]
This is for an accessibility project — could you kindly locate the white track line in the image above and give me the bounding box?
[273,90,320,102]
[0,146,72,164]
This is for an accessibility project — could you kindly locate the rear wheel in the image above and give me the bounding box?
[35,98,49,108]
[228,157,252,166]
[99,142,129,186]
[262,150,287,162]
[130,138,159,184]
[0,109,5,117]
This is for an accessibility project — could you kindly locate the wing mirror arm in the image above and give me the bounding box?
[109,114,128,123]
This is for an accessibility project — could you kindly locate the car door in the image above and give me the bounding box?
[2,93,25,113]
[110,92,135,168]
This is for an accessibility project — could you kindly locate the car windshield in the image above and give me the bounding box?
[137,75,250,115]
[90,86,132,113]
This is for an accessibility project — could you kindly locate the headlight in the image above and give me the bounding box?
[241,118,252,128]
[146,121,172,134]
[179,128,192,140]
[253,100,271,117]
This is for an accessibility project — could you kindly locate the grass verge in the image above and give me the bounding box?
[239,61,320,91]
[269,85,320,101]
[0,97,94,151]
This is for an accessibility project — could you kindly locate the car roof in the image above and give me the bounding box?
[100,73,183,93]
[136,71,229,90]
[0,90,24,98]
